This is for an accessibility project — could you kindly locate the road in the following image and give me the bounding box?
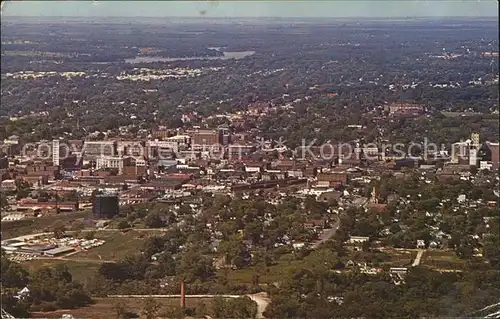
[412,249,425,267]
[311,216,340,249]
[108,293,270,319]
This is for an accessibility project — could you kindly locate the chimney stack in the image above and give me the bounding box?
[180,280,186,308]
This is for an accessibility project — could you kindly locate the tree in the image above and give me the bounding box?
[469,165,478,175]
[212,296,258,319]
[144,212,165,228]
[1,192,10,210]
[118,220,131,230]
[176,247,215,283]
[52,222,66,239]
[219,237,252,269]
[1,252,30,289]
[29,265,92,310]
[141,298,161,319]
[483,233,500,266]
[1,290,31,318]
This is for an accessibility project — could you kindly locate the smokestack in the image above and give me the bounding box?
[180,280,186,308]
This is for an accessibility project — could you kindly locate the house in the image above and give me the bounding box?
[303,219,327,230]
[318,191,343,203]
[348,236,370,244]
[292,242,306,250]
[417,239,426,249]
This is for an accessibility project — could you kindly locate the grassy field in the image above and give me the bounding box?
[31,297,214,319]
[221,257,305,285]
[379,249,417,267]
[20,230,156,282]
[420,250,465,270]
[22,259,101,283]
[75,230,152,261]
[1,210,92,239]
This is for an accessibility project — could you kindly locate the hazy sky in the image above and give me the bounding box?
[2,0,499,18]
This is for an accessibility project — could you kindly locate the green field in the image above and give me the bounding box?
[23,259,101,284]
[420,250,465,270]
[75,230,153,261]
[222,258,305,285]
[31,297,213,319]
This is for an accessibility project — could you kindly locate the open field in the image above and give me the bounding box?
[74,230,153,261]
[379,249,417,267]
[1,210,92,239]
[31,297,213,319]
[420,250,465,270]
[22,259,100,283]
[19,230,159,282]
[222,258,305,285]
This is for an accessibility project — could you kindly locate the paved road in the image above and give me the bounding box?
[412,249,425,267]
[108,293,270,319]
[311,216,340,249]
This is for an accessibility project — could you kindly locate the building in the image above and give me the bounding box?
[147,139,179,158]
[348,236,370,244]
[83,141,117,157]
[487,142,500,168]
[451,133,481,165]
[387,103,425,116]
[117,141,145,157]
[44,246,75,257]
[316,172,348,187]
[188,129,222,151]
[52,140,60,166]
[96,156,133,175]
[92,194,120,219]
[1,179,16,190]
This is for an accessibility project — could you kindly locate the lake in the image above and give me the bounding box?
[124,51,255,63]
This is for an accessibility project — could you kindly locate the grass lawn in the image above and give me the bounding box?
[221,256,305,285]
[22,259,100,284]
[31,297,214,319]
[74,230,153,261]
[1,210,92,239]
[420,250,465,270]
[381,249,417,267]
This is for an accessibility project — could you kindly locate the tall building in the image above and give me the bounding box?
[92,194,119,219]
[451,133,481,166]
[52,139,60,166]
[487,142,500,168]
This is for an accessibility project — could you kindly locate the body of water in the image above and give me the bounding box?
[124,51,255,64]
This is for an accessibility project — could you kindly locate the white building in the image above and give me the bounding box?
[96,156,125,174]
[348,236,370,244]
[52,139,60,166]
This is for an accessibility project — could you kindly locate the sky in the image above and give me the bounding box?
[1,0,499,18]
